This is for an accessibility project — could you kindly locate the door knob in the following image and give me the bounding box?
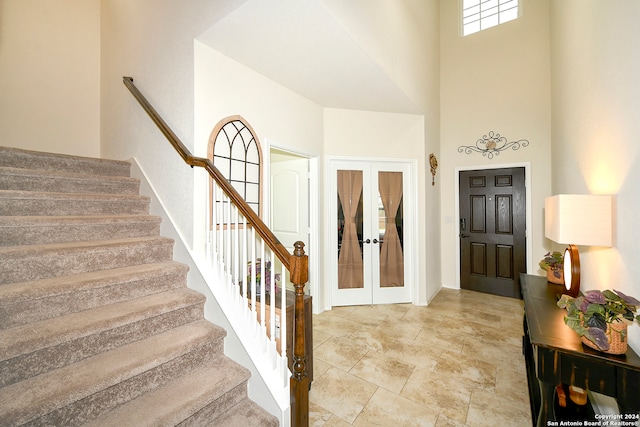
[364,239,371,244]
[459,218,469,238]
[372,238,379,244]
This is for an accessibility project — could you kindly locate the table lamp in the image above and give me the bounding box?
[544,195,612,297]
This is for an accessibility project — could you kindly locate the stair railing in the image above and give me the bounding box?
[123,76,309,427]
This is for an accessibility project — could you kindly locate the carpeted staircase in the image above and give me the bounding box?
[0,146,278,426]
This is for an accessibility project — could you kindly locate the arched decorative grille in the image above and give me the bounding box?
[208,116,262,217]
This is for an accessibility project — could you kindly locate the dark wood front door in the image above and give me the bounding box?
[459,167,526,298]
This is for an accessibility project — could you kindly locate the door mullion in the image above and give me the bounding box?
[366,168,380,296]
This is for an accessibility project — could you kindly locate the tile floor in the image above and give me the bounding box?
[309,288,532,427]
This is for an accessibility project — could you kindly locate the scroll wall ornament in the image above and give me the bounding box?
[458,131,529,160]
[429,153,438,186]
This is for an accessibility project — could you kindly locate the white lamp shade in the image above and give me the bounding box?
[544,195,612,247]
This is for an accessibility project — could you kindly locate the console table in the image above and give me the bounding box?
[521,273,640,427]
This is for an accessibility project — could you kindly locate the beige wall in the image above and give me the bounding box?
[439,0,552,288]
[420,1,442,306]
[322,0,436,113]
[324,109,423,158]
[194,44,324,159]
[100,0,247,249]
[550,0,640,352]
[0,0,100,157]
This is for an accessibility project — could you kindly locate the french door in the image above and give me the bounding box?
[330,160,414,306]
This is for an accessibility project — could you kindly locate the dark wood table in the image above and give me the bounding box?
[521,273,640,427]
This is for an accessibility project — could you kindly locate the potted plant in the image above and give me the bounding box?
[539,251,564,284]
[557,290,640,354]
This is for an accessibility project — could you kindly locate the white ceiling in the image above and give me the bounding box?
[198,0,420,114]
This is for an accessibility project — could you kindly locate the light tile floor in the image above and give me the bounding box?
[309,288,532,427]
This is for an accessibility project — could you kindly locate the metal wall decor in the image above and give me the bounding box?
[458,131,529,160]
[429,153,438,186]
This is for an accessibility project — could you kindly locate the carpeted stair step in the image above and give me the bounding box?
[0,146,131,177]
[0,236,175,285]
[0,166,140,195]
[0,146,279,425]
[0,261,189,329]
[0,320,226,426]
[0,288,206,387]
[0,215,162,246]
[83,357,276,427]
[211,399,280,427]
[0,190,150,216]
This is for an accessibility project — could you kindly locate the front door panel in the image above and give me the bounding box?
[459,167,526,298]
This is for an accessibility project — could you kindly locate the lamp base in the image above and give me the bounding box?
[563,244,581,297]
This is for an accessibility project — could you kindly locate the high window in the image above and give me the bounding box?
[462,0,519,36]
[208,116,262,217]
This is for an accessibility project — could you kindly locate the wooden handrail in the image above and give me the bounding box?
[123,76,308,426]
[122,76,290,269]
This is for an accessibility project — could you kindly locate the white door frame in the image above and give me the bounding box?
[326,156,418,308]
[264,139,320,314]
[454,162,533,289]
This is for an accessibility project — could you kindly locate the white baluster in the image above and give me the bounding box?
[260,241,266,336]
[225,193,231,276]
[217,189,223,269]
[242,217,248,309]
[250,227,256,323]
[280,262,286,361]
[269,252,275,350]
[204,175,210,257]
[233,206,239,286]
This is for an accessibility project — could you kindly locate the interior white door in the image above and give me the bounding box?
[270,153,309,285]
[330,159,413,306]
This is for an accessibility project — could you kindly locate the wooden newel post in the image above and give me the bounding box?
[290,241,309,427]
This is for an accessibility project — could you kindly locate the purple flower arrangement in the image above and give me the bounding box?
[247,259,282,296]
